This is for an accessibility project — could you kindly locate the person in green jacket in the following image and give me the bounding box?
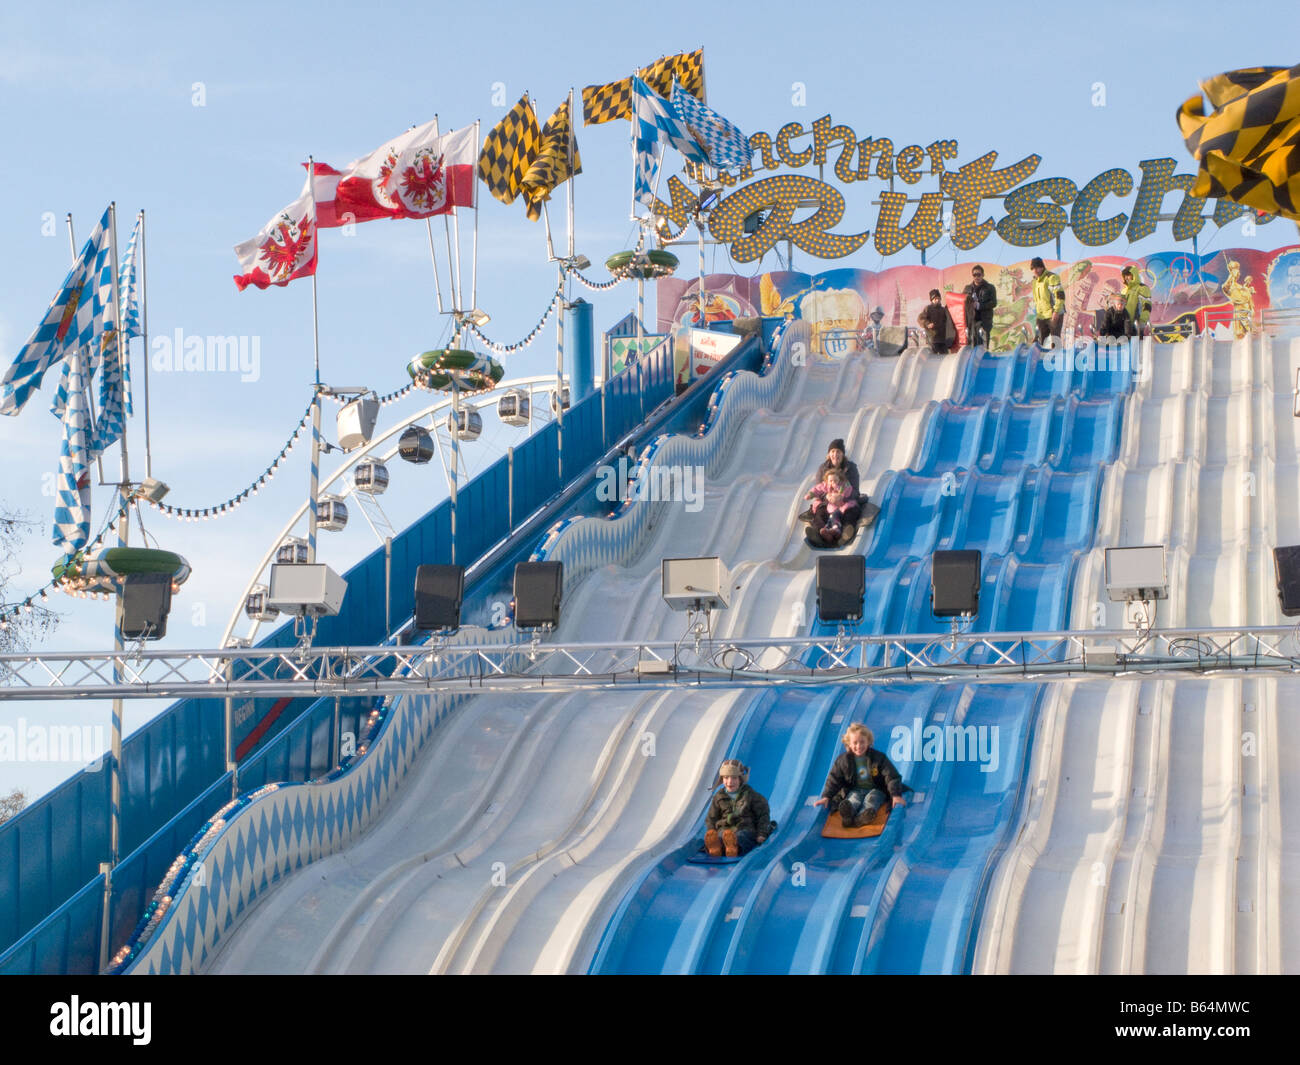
[704,759,772,857]
[1121,265,1153,338]
[1030,256,1066,348]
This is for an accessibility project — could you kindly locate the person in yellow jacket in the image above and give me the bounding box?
[1121,265,1153,338]
[1030,256,1066,348]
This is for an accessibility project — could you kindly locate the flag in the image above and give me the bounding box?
[521,99,582,222]
[302,161,351,228]
[91,328,129,454]
[1,208,112,417]
[334,118,441,223]
[119,214,143,340]
[647,49,704,102]
[634,137,661,208]
[233,180,317,291]
[386,124,477,218]
[582,49,705,125]
[52,346,92,554]
[479,95,541,205]
[670,82,750,169]
[1178,64,1300,222]
[91,212,140,454]
[632,76,710,166]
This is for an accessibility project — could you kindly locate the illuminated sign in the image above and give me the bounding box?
[650,116,1274,261]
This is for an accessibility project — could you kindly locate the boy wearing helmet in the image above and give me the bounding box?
[704,759,773,858]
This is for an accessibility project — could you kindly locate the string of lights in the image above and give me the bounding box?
[572,270,624,292]
[318,382,416,408]
[465,284,565,354]
[145,398,316,523]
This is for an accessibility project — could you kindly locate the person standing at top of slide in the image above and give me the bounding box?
[1031,256,1067,348]
[963,265,997,348]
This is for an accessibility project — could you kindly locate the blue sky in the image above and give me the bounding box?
[2,0,1297,800]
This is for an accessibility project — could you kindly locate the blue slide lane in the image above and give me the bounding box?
[591,340,1134,973]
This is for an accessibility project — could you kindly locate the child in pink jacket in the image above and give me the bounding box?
[805,468,857,542]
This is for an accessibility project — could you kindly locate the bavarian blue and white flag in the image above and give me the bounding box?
[119,214,143,340]
[52,346,92,554]
[633,135,662,208]
[1,208,113,417]
[631,76,710,167]
[90,212,139,453]
[91,327,130,454]
[669,82,751,169]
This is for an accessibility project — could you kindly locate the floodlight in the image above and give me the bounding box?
[662,557,731,613]
[931,550,981,618]
[817,555,865,623]
[1105,545,1168,632]
[514,562,563,629]
[1105,546,1168,602]
[267,563,347,618]
[414,564,464,633]
[1274,546,1300,617]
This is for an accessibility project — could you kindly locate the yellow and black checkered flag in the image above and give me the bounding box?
[663,48,704,102]
[582,49,706,125]
[522,99,583,222]
[582,76,633,127]
[1178,64,1300,222]
[478,94,541,205]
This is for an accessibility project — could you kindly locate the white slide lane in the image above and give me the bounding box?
[975,334,1300,973]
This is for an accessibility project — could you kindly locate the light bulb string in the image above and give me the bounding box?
[147,397,315,522]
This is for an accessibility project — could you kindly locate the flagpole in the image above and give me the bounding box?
[567,89,576,262]
[307,158,321,565]
[426,219,445,314]
[451,192,464,316]
[444,217,459,312]
[542,201,556,262]
[471,119,480,312]
[99,201,130,972]
[139,210,153,479]
[66,214,106,486]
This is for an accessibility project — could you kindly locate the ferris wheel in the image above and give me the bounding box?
[222,374,572,648]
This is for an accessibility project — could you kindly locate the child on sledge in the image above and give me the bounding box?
[704,759,773,857]
[814,723,907,828]
[805,468,858,543]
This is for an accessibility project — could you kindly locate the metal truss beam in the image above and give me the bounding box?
[4,625,1300,702]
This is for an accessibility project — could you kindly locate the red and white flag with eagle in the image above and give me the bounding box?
[335,120,476,223]
[233,179,317,291]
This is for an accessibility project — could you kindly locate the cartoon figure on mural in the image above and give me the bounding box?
[1221,260,1257,338]
[666,277,757,383]
[1063,260,1095,341]
[1266,250,1300,309]
[801,287,868,356]
[990,265,1034,350]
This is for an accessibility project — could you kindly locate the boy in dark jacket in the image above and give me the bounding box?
[917,289,958,354]
[814,723,907,828]
[704,759,773,857]
[1098,292,1131,340]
